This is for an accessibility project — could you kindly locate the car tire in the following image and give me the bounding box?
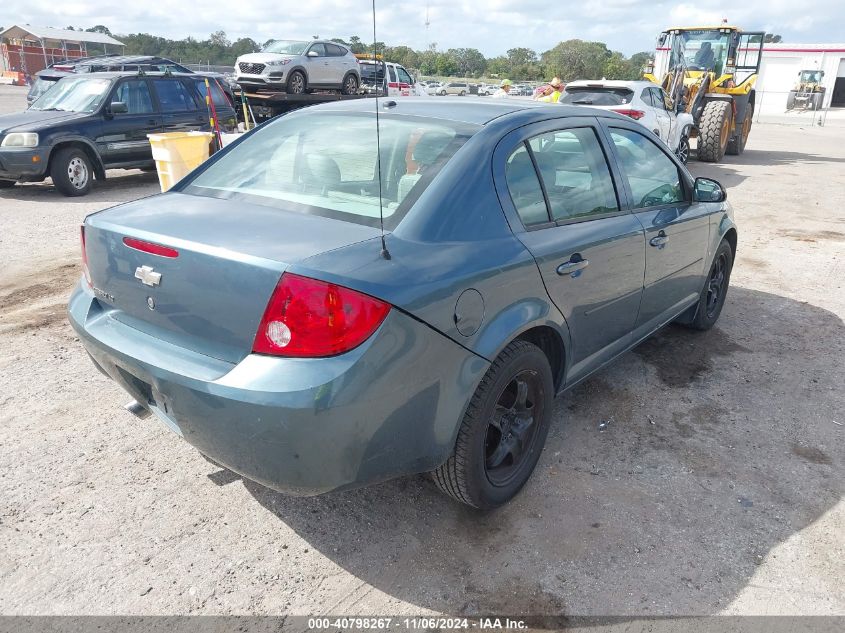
[439,90,446,96]
[675,134,690,164]
[727,104,753,155]
[342,73,359,95]
[460,90,466,96]
[432,339,554,509]
[286,71,306,95]
[0,179,16,188]
[50,147,93,197]
[684,240,734,331]
[786,91,796,110]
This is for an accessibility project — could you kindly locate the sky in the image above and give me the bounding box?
[3,0,844,57]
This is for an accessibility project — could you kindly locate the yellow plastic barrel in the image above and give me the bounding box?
[147,131,214,192]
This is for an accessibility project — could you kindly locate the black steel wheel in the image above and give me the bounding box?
[685,240,734,331]
[432,339,554,509]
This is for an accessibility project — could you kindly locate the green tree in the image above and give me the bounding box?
[541,39,611,81]
[506,47,537,67]
[435,52,458,76]
[626,51,653,79]
[603,51,628,79]
[446,47,487,77]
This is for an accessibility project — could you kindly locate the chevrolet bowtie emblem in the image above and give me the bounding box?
[134,265,162,287]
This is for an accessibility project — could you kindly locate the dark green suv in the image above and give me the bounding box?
[0,72,236,196]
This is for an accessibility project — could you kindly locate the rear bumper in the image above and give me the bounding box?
[0,147,49,181]
[68,282,487,495]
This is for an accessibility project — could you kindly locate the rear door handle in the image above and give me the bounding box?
[650,231,669,248]
[557,255,589,277]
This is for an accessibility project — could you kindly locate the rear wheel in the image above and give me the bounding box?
[460,90,466,96]
[675,134,690,164]
[697,100,732,163]
[432,340,554,509]
[684,240,734,331]
[342,73,359,95]
[0,179,16,188]
[50,147,93,197]
[286,71,306,95]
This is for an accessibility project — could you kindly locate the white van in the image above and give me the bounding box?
[357,59,427,97]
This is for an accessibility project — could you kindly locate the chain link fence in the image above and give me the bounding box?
[753,89,845,127]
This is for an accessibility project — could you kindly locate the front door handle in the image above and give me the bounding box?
[557,255,589,277]
[650,231,669,248]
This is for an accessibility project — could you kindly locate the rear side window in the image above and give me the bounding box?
[505,144,549,227]
[153,79,197,112]
[527,128,619,221]
[560,87,634,106]
[112,79,154,114]
[183,113,475,229]
[326,44,346,57]
[610,128,685,208]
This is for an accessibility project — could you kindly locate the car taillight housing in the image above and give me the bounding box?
[252,273,391,357]
[80,225,92,288]
[612,109,646,120]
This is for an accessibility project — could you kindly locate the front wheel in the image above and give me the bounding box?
[697,100,732,163]
[286,71,306,95]
[50,147,93,196]
[432,340,554,509]
[460,90,466,96]
[684,240,734,331]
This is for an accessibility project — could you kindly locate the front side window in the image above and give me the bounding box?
[308,43,326,57]
[528,128,619,222]
[112,80,154,114]
[183,113,475,229]
[397,67,413,85]
[153,80,197,112]
[610,128,685,208]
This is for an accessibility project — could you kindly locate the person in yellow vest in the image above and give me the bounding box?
[492,79,512,98]
[535,77,564,103]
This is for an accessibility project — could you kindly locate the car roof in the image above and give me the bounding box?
[566,80,657,89]
[54,71,199,81]
[311,97,628,126]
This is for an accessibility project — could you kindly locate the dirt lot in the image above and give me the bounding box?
[0,83,842,618]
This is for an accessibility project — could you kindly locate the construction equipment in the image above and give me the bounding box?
[645,24,765,162]
[786,70,825,111]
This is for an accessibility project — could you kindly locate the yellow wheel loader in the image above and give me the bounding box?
[645,25,765,162]
[787,70,825,111]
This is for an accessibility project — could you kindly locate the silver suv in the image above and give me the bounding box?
[235,40,360,94]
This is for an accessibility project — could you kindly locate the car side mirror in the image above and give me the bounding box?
[109,101,128,114]
[307,51,319,58]
[693,177,726,202]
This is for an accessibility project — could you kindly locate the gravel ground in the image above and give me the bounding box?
[0,83,842,618]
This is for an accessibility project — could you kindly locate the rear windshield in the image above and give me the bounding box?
[183,112,476,229]
[560,87,635,106]
[359,63,384,83]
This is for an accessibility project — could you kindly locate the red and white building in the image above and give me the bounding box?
[758,43,845,111]
[0,25,124,81]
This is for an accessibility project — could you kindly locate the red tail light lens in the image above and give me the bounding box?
[123,237,179,258]
[80,225,92,288]
[612,109,646,120]
[253,273,391,357]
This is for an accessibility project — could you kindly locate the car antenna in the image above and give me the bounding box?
[372,0,391,260]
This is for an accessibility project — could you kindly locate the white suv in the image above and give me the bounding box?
[235,40,361,94]
[560,80,695,163]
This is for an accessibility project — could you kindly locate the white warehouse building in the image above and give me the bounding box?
[757,43,845,112]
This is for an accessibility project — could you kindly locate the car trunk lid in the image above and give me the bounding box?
[84,193,381,363]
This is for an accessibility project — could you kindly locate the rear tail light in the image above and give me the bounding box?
[612,109,646,120]
[80,225,92,288]
[252,273,391,357]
